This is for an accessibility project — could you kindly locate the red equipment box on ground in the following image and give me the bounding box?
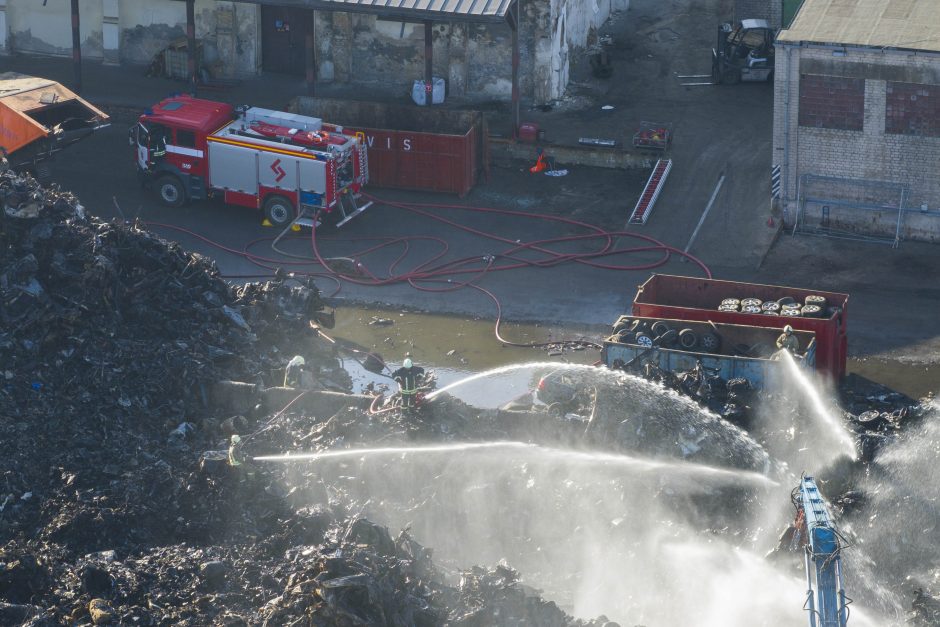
[518,122,540,143]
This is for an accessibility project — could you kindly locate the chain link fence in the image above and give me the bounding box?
[794,174,908,247]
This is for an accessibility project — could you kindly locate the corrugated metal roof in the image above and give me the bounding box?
[777,0,940,52]
[194,0,516,22]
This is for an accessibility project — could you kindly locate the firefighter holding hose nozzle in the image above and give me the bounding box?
[775,325,800,356]
[392,354,425,409]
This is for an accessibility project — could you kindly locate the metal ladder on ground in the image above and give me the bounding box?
[335,191,372,227]
[271,192,374,250]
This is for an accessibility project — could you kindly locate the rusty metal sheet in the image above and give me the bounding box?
[0,72,110,155]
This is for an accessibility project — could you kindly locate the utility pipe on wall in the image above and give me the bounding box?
[424,21,433,106]
[306,10,317,95]
[71,0,82,93]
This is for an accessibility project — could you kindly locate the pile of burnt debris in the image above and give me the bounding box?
[621,359,930,464]
[0,167,620,626]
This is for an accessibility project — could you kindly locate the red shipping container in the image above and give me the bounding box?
[631,274,849,381]
[291,97,486,196]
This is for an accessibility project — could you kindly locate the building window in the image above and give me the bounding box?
[886,82,940,138]
[798,74,865,131]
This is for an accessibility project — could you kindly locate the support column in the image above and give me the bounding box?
[305,10,317,95]
[186,0,197,96]
[510,1,520,137]
[424,21,433,106]
[102,0,119,65]
[71,0,82,93]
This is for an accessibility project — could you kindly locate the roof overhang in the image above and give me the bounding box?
[171,0,516,24]
[777,0,940,54]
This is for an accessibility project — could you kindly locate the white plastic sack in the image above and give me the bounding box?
[411,77,446,105]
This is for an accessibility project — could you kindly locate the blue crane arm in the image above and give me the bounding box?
[799,476,849,627]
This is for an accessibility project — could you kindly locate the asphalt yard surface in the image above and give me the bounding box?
[10,0,940,378]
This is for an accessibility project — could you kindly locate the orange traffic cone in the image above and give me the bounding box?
[767,215,775,227]
[529,152,548,174]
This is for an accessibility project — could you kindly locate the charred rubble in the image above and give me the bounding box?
[0,168,620,626]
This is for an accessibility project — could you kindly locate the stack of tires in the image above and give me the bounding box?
[715,294,837,319]
[610,318,721,354]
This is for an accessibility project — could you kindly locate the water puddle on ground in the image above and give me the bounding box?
[325,307,936,405]
[327,306,605,405]
[848,357,937,399]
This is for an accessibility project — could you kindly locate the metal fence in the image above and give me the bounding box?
[794,174,908,247]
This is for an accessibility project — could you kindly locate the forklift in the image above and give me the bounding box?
[712,19,776,85]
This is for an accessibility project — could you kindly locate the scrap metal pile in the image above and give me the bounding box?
[0,167,614,626]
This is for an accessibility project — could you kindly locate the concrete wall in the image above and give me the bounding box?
[7,0,104,59]
[0,0,624,102]
[315,0,627,104]
[118,0,259,76]
[773,44,940,241]
[1,0,259,76]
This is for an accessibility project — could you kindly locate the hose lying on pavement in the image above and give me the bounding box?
[145,193,712,350]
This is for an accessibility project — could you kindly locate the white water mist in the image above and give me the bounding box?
[273,440,883,626]
[770,350,857,462]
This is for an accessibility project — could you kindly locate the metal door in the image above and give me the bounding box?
[261,7,311,76]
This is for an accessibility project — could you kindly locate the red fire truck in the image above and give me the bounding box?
[130,95,370,227]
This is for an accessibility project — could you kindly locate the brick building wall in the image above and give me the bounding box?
[798,74,865,130]
[772,45,940,241]
[886,81,940,137]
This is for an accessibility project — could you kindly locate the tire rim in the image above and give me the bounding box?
[270,202,290,224]
[636,336,653,348]
[161,183,179,204]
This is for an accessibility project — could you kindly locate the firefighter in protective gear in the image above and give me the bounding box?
[392,355,425,408]
[776,325,799,353]
[284,355,307,388]
[228,434,242,467]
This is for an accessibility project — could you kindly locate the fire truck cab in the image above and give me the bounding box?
[130,95,369,227]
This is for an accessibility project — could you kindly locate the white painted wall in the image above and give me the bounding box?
[8,0,103,58]
[541,0,624,101]
[0,0,8,53]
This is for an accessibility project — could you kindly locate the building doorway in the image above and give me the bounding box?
[261,6,312,75]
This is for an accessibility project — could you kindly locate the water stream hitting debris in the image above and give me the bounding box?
[1,164,938,626]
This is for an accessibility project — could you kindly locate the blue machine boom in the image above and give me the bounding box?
[798,475,849,627]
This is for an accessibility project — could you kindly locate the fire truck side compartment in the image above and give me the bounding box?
[208,141,259,194]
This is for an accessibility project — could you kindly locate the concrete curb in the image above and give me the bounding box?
[490,138,658,170]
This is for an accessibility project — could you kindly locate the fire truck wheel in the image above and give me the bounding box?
[156,175,186,208]
[263,195,295,227]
